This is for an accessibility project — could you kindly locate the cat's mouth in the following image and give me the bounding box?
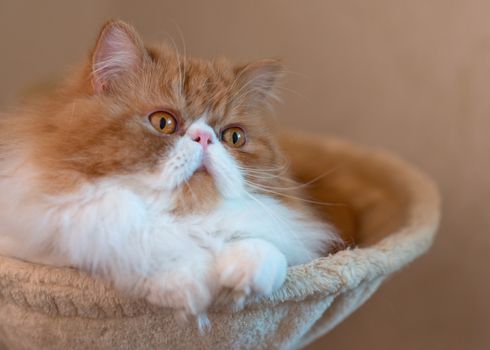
[195,165,209,174]
[194,154,213,176]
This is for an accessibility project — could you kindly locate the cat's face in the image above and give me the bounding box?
[27,20,287,213]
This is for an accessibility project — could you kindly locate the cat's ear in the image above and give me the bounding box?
[91,20,146,94]
[233,59,283,108]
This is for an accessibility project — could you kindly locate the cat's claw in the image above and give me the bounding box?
[145,268,214,323]
[174,310,211,334]
[196,313,211,334]
[230,289,248,311]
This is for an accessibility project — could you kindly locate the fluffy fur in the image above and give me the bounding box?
[0,20,338,324]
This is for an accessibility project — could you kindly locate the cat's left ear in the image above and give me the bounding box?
[233,59,283,108]
[91,20,146,94]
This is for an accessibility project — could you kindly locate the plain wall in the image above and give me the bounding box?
[0,1,488,349]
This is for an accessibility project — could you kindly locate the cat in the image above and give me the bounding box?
[0,20,339,326]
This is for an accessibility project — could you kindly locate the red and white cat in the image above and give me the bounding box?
[0,20,338,325]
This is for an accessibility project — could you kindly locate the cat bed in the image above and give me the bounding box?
[0,131,440,350]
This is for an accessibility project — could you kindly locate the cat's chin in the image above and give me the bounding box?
[170,168,221,215]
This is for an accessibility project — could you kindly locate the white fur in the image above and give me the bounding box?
[0,118,337,322]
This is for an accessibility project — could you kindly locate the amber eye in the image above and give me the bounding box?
[149,111,177,134]
[221,127,246,148]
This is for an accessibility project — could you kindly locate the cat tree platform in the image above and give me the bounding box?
[0,131,440,350]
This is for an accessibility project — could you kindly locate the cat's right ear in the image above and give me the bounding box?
[90,20,146,94]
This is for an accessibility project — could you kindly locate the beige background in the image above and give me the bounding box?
[0,1,488,349]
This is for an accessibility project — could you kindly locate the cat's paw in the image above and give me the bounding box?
[216,239,288,307]
[144,267,215,326]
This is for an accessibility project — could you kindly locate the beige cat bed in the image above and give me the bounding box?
[0,131,440,350]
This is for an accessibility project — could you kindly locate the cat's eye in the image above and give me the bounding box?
[149,111,177,134]
[221,127,246,148]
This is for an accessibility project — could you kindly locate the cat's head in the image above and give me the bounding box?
[25,20,289,213]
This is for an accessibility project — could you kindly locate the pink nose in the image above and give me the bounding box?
[191,130,214,149]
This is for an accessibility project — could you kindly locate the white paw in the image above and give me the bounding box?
[145,267,214,325]
[216,239,288,306]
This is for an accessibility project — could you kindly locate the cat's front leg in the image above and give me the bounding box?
[142,248,218,328]
[215,238,288,307]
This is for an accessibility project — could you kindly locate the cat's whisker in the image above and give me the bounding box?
[42,155,93,163]
[241,170,291,180]
[244,180,344,207]
[238,163,290,172]
[244,180,306,191]
[172,21,188,97]
[236,162,290,173]
[159,32,185,98]
[279,69,308,78]
[241,170,290,180]
[242,171,300,183]
[240,168,290,177]
[244,173,293,181]
[274,85,307,100]
[248,164,345,190]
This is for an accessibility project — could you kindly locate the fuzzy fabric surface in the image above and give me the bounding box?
[0,131,440,350]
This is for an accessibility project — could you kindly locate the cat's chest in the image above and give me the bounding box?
[156,195,278,243]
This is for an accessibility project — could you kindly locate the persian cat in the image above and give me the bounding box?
[0,20,338,323]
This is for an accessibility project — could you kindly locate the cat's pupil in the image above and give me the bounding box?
[232,132,239,144]
[159,117,166,130]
